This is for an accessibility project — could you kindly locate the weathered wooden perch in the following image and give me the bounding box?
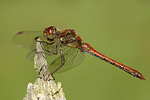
[23,38,66,100]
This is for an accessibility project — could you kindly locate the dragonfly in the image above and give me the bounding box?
[13,26,146,80]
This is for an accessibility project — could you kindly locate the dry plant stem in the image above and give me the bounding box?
[23,38,66,100]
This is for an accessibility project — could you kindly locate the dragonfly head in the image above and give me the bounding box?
[43,26,57,41]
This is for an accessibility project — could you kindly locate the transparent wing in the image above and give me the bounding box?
[26,43,85,73]
[47,45,85,73]
[13,31,48,50]
[26,43,56,61]
[26,49,36,61]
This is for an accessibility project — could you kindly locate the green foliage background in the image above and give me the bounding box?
[0,0,150,100]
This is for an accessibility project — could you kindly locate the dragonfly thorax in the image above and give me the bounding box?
[58,29,82,48]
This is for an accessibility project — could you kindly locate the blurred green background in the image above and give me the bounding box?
[0,0,150,100]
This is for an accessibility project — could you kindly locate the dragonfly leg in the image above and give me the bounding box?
[36,39,58,56]
[36,39,55,52]
[38,65,44,75]
[37,40,55,45]
[50,44,65,75]
[52,85,62,96]
[52,43,58,55]
[43,42,58,56]
[46,74,55,81]
[49,42,58,55]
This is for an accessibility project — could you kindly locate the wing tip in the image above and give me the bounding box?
[17,31,23,35]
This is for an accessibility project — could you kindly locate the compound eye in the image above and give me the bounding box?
[71,29,75,34]
[47,26,57,34]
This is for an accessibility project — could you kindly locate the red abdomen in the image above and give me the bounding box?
[82,42,146,80]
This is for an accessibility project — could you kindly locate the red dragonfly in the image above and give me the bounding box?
[13,26,146,80]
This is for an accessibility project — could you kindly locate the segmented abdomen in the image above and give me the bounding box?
[82,43,146,80]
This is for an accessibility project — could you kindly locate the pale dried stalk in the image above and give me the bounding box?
[23,38,66,100]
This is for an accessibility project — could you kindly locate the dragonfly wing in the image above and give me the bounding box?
[25,43,85,74]
[47,45,85,73]
[26,43,57,61]
[13,31,47,50]
[26,49,36,61]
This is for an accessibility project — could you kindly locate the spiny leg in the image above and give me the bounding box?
[50,44,65,75]
[36,39,55,53]
[52,43,58,55]
[41,41,58,56]
[49,42,58,55]
[37,40,55,45]
[36,40,58,58]
[52,85,62,96]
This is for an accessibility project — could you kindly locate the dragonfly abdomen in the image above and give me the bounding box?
[82,42,146,80]
[95,53,145,80]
